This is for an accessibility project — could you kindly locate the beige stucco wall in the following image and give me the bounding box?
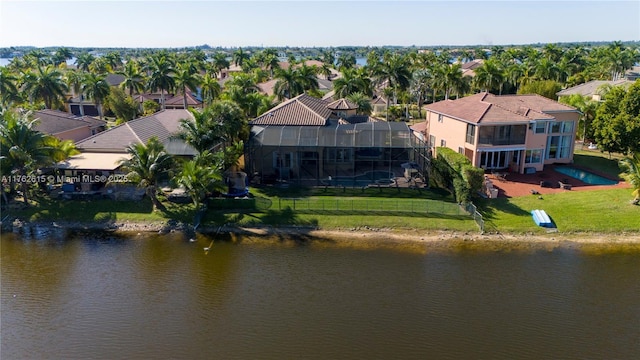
[55,127,93,143]
[426,111,471,154]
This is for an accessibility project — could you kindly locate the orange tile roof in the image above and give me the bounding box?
[425,92,577,124]
[250,93,332,126]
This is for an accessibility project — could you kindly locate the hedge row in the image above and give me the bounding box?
[430,147,484,203]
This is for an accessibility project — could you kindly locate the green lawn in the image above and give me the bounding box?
[477,188,639,234]
[6,149,638,235]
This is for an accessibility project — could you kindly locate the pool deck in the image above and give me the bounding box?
[485,164,629,198]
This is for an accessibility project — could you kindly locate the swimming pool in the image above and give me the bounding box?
[331,171,395,187]
[554,166,618,185]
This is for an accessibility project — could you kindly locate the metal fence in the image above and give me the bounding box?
[275,197,463,216]
[461,202,485,233]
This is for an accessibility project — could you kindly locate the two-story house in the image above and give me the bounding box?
[424,92,580,174]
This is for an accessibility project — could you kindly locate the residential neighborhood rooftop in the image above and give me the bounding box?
[76,109,195,154]
[425,92,577,124]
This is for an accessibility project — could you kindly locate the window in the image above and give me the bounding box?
[458,147,464,154]
[440,139,446,147]
[546,135,572,159]
[549,122,562,133]
[561,121,574,133]
[438,114,443,123]
[466,124,476,144]
[525,149,543,164]
[429,135,436,148]
[534,122,546,134]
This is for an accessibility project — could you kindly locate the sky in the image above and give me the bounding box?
[0,0,638,48]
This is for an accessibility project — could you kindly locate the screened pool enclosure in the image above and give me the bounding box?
[247,121,430,186]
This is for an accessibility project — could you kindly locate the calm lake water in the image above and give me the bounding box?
[2,231,639,359]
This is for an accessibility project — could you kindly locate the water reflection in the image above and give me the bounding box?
[2,232,639,359]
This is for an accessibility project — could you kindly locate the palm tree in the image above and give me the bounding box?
[619,152,640,204]
[209,100,246,144]
[119,136,173,211]
[82,73,111,119]
[23,65,69,109]
[174,63,202,109]
[410,69,432,118]
[75,52,96,72]
[119,60,146,96]
[374,53,411,120]
[473,58,505,94]
[25,49,51,68]
[296,63,319,92]
[200,72,221,106]
[176,107,221,153]
[176,151,224,209]
[333,68,372,98]
[0,67,19,109]
[104,51,123,71]
[53,47,73,67]
[146,54,175,109]
[346,92,372,115]
[0,111,55,205]
[273,67,304,100]
[336,53,356,71]
[64,69,86,116]
[233,48,250,67]
[211,52,230,75]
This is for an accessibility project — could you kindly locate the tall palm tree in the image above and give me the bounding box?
[82,73,111,119]
[473,58,505,94]
[23,65,69,109]
[174,63,202,109]
[273,67,304,100]
[374,53,411,120]
[200,72,221,106]
[333,67,372,98]
[119,136,173,211]
[336,53,356,71]
[233,48,250,67]
[119,60,146,96]
[75,52,96,72]
[410,69,432,118]
[104,51,123,72]
[0,111,55,205]
[64,69,86,116]
[296,63,319,92]
[146,54,175,109]
[53,47,73,67]
[0,67,19,109]
[211,52,230,75]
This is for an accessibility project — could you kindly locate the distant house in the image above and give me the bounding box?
[67,74,125,116]
[556,79,634,101]
[424,92,580,174]
[246,94,427,186]
[134,90,202,110]
[58,109,196,178]
[33,109,106,142]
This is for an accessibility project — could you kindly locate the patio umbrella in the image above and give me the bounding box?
[401,162,419,169]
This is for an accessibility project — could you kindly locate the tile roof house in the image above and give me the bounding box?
[247,94,426,186]
[33,109,106,142]
[556,79,634,101]
[58,110,197,175]
[66,74,126,117]
[424,92,580,174]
